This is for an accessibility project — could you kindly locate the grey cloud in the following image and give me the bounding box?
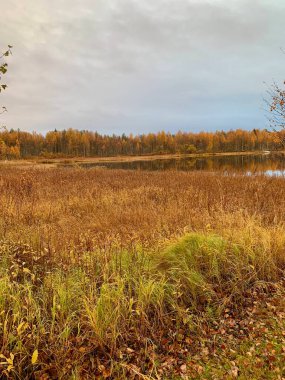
[0,0,285,133]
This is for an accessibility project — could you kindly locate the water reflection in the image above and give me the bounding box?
[263,170,285,177]
[60,153,285,175]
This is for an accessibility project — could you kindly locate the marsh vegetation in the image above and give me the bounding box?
[0,168,284,379]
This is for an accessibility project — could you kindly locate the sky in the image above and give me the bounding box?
[0,0,285,135]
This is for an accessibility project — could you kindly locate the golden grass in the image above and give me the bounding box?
[1,167,285,250]
[0,168,285,378]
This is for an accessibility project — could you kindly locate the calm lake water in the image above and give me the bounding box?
[60,153,285,175]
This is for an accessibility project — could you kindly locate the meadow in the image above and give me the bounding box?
[0,166,285,379]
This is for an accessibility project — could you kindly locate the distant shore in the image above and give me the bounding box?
[0,150,283,168]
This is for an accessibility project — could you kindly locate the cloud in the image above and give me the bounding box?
[1,0,285,134]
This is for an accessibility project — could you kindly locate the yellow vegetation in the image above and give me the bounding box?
[0,168,284,379]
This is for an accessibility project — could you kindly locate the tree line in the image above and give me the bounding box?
[0,127,284,159]
[1,45,285,159]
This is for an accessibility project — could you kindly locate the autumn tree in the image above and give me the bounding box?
[0,45,13,159]
[267,79,285,147]
[0,45,12,116]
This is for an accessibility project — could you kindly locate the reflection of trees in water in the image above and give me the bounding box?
[78,154,285,173]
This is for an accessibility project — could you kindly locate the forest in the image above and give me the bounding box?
[0,127,283,159]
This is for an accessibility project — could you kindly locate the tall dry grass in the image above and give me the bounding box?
[0,167,285,378]
[1,167,285,252]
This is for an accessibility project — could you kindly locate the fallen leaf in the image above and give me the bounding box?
[31,349,38,365]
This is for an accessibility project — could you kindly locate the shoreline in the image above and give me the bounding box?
[0,150,283,167]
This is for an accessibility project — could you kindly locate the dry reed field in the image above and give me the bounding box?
[0,167,285,379]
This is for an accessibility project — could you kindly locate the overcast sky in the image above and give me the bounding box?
[1,0,285,135]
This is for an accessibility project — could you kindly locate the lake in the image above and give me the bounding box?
[59,152,285,175]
